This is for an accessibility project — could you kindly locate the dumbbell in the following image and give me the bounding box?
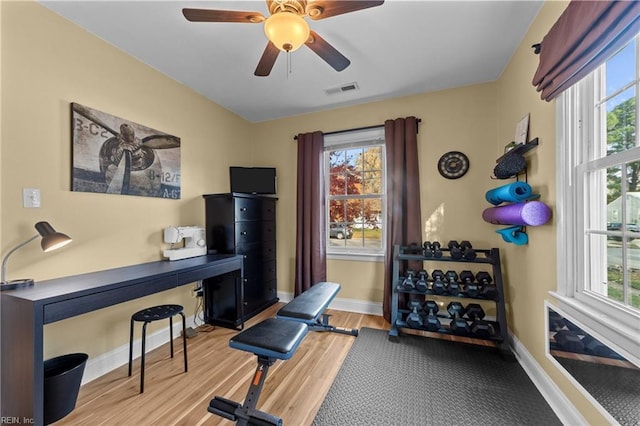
[406,242,422,255]
[431,241,443,258]
[447,301,465,317]
[423,300,441,332]
[460,270,477,297]
[466,303,484,320]
[423,241,433,258]
[553,330,584,353]
[563,319,584,334]
[406,299,424,328]
[548,310,565,332]
[402,269,416,291]
[460,240,477,260]
[445,270,461,296]
[476,272,497,300]
[466,303,494,338]
[447,301,470,335]
[448,240,463,259]
[415,269,429,292]
[581,335,617,358]
[431,270,446,295]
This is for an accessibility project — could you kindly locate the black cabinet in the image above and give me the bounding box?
[203,270,243,329]
[203,193,278,328]
[389,244,513,358]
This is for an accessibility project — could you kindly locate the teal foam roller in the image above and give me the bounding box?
[496,226,529,245]
[482,201,552,226]
[485,182,536,205]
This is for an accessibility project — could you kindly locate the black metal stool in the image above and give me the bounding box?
[128,304,188,393]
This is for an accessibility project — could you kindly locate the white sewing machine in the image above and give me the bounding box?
[163,226,207,261]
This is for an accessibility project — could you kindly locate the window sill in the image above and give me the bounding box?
[327,252,384,262]
[549,291,640,365]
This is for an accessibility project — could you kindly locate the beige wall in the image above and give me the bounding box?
[0,1,3,252]
[497,1,610,423]
[1,1,253,358]
[253,83,500,300]
[1,1,611,423]
[496,0,562,357]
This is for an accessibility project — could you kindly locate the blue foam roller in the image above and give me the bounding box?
[485,182,536,205]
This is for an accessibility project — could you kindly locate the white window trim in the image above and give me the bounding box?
[556,85,640,360]
[327,252,384,262]
[324,127,385,147]
[324,127,386,259]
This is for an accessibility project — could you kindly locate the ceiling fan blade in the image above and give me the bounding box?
[305,31,350,72]
[255,42,280,76]
[306,0,384,20]
[182,8,265,23]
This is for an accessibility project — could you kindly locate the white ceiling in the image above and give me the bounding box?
[38,0,543,123]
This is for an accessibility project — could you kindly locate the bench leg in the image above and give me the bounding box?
[307,314,359,336]
[208,356,282,426]
[236,356,276,426]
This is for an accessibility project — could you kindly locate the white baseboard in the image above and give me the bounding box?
[509,333,587,425]
[277,291,294,303]
[82,315,199,385]
[277,291,383,316]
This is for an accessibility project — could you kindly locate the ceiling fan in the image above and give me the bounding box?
[182,0,384,76]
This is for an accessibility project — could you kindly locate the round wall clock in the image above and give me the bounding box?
[437,151,470,179]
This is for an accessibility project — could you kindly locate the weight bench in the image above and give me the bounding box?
[208,318,308,426]
[208,282,358,425]
[276,281,358,336]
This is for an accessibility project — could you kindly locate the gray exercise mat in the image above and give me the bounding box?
[313,328,561,425]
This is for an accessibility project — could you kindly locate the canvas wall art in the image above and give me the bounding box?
[71,103,181,199]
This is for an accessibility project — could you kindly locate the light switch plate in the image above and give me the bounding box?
[23,188,41,208]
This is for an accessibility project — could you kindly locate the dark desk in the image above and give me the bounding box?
[0,254,243,425]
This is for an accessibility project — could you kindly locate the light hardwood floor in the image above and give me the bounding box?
[58,304,389,426]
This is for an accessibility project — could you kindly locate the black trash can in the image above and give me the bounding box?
[43,353,88,425]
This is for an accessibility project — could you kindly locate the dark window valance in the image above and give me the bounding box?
[532,0,640,101]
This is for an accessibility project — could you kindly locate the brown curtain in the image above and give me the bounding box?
[383,117,421,322]
[533,0,640,101]
[295,131,326,295]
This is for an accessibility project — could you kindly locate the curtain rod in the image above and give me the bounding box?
[293,118,422,140]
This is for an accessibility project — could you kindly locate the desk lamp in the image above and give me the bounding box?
[1,221,72,291]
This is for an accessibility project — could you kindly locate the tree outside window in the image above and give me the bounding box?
[326,143,385,254]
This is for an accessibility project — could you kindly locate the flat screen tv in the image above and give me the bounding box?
[230,167,277,195]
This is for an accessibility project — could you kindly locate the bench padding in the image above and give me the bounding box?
[207,281,356,425]
[229,318,308,360]
[276,282,340,322]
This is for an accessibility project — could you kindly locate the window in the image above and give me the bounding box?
[324,128,386,258]
[557,34,640,356]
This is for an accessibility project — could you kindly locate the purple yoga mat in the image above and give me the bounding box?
[482,201,552,226]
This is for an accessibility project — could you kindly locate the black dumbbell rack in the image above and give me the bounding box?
[389,244,513,358]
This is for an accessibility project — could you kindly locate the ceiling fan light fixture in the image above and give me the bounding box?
[264,12,310,52]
